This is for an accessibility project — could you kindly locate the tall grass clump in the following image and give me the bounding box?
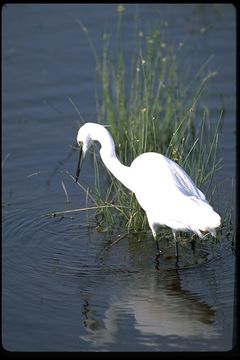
[76,7,223,236]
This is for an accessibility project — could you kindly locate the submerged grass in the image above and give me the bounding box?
[75,8,226,238]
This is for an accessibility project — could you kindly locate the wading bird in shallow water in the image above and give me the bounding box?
[75,122,221,259]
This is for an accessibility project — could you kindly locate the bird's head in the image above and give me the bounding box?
[75,122,113,182]
[77,123,94,153]
[75,124,93,182]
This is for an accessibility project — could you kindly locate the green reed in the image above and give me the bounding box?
[76,7,224,236]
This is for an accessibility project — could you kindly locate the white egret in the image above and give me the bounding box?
[75,122,221,258]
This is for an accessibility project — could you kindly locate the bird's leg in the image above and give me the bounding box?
[172,230,179,259]
[155,236,162,256]
[190,234,196,256]
[156,238,161,256]
[150,225,162,256]
[154,235,161,270]
[172,230,179,268]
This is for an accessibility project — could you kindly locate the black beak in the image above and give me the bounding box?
[75,142,83,182]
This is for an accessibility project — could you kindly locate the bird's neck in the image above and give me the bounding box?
[100,147,134,192]
[89,124,133,192]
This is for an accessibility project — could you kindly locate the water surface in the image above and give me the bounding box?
[2,4,235,352]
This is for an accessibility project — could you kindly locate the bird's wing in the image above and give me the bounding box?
[165,157,207,202]
[131,153,218,234]
[131,152,207,204]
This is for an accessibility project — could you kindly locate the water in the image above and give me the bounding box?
[2,4,236,351]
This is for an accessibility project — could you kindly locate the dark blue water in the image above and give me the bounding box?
[2,4,235,351]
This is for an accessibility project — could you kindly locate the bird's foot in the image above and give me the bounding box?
[155,254,161,270]
[175,254,179,268]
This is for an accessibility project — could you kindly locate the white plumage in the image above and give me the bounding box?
[76,122,221,257]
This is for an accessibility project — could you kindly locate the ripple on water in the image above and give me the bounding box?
[2,198,235,351]
[2,203,138,286]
